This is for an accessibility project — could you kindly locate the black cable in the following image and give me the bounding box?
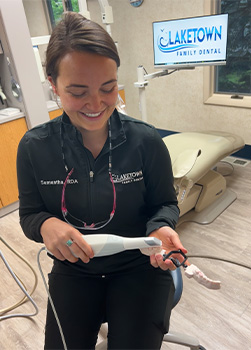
[187,255,251,270]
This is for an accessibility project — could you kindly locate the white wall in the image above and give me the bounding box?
[105,0,251,145]
[22,0,49,37]
[22,0,251,145]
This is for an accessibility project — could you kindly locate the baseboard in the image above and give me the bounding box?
[0,201,19,218]
[232,145,251,160]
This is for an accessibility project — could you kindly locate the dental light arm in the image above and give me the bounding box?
[78,0,113,35]
[98,0,113,36]
[78,0,91,19]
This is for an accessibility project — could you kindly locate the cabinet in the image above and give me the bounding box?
[49,108,63,120]
[0,117,28,208]
[118,87,125,104]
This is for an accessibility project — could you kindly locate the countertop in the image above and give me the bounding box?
[0,100,59,124]
[0,111,25,124]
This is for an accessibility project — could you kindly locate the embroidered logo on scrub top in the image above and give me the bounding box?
[112,170,143,184]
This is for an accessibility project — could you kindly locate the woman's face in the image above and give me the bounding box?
[51,51,118,134]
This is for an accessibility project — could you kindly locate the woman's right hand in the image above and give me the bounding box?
[40,217,94,263]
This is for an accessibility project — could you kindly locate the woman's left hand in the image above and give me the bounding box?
[149,226,187,271]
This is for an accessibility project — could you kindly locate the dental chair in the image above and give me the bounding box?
[162,131,245,224]
[96,268,206,350]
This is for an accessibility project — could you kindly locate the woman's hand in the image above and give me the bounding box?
[40,217,94,263]
[149,226,187,271]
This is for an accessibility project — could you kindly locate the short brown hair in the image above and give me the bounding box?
[46,12,120,83]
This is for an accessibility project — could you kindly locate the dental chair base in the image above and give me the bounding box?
[178,188,236,226]
[178,169,227,217]
[163,332,206,349]
[163,131,245,223]
[96,328,205,350]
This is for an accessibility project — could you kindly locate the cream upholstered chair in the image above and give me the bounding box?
[96,268,206,350]
[163,131,245,220]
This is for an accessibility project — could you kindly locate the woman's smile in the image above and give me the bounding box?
[79,110,105,119]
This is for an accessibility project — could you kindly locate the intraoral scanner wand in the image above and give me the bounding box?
[83,234,162,257]
[46,234,162,258]
[46,235,221,289]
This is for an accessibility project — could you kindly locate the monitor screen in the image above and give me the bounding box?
[153,14,228,69]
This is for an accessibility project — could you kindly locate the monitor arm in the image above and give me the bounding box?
[134,65,194,122]
[134,66,171,122]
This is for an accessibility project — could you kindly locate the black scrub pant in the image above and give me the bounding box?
[44,265,174,350]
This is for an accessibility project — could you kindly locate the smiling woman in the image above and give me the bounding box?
[45,12,121,153]
[16,11,186,350]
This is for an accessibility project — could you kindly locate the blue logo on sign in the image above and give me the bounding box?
[157,26,222,53]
